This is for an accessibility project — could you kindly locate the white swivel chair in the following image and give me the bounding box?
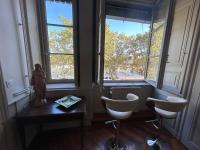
[101,93,139,150]
[146,96,188,150]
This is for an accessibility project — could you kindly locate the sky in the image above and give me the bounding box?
[46,1,72,25]
[106,19,150,36]
[46,1,150,35]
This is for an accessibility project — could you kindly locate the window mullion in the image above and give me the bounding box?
[47,23,73,28]
[157,0,175,89]
[49,53,74,55]
[40,0,76,82]
[145,11,154,80]
[98,0,106,88]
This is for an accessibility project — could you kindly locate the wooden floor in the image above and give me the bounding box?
[28,121,187,150]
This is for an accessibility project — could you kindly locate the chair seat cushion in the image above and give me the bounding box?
[107,108,133,120]
[155,107,177,119]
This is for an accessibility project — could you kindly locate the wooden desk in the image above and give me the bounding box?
[16,99,86,150]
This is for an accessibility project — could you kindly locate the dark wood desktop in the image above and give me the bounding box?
[16,98,86,150]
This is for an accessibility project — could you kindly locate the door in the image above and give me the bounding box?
[162,0,199,95]
[181,31,200,149]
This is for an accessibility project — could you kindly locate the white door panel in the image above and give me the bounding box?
[163,0,197,94]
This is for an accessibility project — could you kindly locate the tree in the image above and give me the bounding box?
[104,24,149,80]
[146,22,165,80]
[48,16,151,80]
[48,17,74,79]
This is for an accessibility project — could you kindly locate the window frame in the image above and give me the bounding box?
[145,18,167,86]
[145,0,176,88]
[37,0,79,84]
[101,16,151,83]
[94,0,106,87]
[95,0,175,87]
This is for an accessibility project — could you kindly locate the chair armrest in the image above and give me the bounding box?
[146,97,167,102]
[101,96,112,101]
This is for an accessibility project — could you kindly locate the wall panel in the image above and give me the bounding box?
[162,0,196,95]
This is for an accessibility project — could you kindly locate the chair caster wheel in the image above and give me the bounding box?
[146,135,160,150]
[146,135,171,150]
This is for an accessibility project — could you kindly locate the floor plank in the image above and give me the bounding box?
[28,121,187,150]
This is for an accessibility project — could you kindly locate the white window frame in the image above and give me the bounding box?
[145,0,175,88]
[96,0,175,88]
[37,0,79,85]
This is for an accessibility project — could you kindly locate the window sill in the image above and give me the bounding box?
[103,80,151,87]
[47,83,77,91]
[145,80,157,87]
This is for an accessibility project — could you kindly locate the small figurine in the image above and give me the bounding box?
[31,64,47,106]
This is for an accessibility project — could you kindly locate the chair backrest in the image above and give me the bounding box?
[147,96,188,112]
[101,93,139,112]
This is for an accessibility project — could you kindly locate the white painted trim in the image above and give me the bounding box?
[7,94,30,106]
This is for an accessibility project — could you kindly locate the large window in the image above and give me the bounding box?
[96,0,173,85]
[146,21,166,81]
[104,18,150,81]
[146,0,170,83]
[40,0,77,82]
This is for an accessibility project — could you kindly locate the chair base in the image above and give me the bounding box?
[105,137,128,150]
[146,135,171,150]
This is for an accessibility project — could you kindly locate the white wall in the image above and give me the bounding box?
[154,0,200,147]
[26,0,42,66]
[0,0,30,105]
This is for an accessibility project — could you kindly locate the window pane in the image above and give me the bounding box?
[104,18,149,80]
[48,26,73,54]
[154,0,170,22]
[146,23,165,81]
[147,56,160,81]
[49,54,74,80]
[146,0,170,82]
[153,21,166,31]
[150,25,165,56]
[45,0,73,26]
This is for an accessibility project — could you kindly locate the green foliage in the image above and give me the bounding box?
[50,54,74,79]
[146,22,165,81]
[48,17,74,79]
[48,16,162,81]
[104,24,149,80]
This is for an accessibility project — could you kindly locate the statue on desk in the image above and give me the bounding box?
[31,64,47,107]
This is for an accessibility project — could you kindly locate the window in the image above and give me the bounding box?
[96,0,173,86]
[39,0,78,83]
[104,18,150,81]
[95,2,152,84]
[146,21,166,81]
[146,0,170,83]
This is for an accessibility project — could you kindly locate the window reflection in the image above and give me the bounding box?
[146,0,170,81]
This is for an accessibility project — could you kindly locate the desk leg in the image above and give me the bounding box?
[80,115,84,150]
[17,122,26,150]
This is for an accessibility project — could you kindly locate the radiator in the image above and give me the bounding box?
[13,88,30,97]
[111,86,148,111]
[111,87,142,100]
